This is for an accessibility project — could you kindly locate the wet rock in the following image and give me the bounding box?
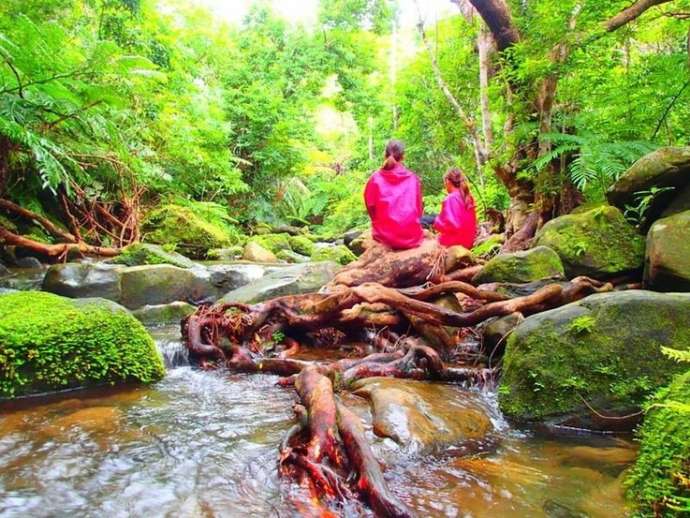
[483,312,525,353]
[276,249,311,263]
[205,263,266,293]
[132,301,196,326]
[342,229,363,246]
[119,265,209,309]
[0,291,164,397]
[534,205,645,278]
[607,146,690,226]
[499,291,690,428]
[288,235,316,256]
[0,263,9,277]
[112,243,196,269]
[219,262,338,304]
[445,245,476,271]
[644,210,690,291]
[14,256,43,269]
[43,263,124,300]
[311,244,357,265]
[352,377,493,453]
[660,182,690,218]
[206,246,243,261]
[242,241,277,263]
[473,246,565,284]
[247,233,292,254]
[472,234,504,257]
[348,229,374,255]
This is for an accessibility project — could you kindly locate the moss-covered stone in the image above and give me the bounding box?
[607,147,690,224]
[0,291,165,397]
[644,210,690,292]
[112,243,195,269]
[206,246,244,261]
[247,233,292,254]
[473,246,565,284]
[311,244,357,266]
[499,291,690,427]
[626,371,690,516]
[534,205,645,278]
[143,204,241,258]
[471,234,504,257]
[276,249,310,263]
[132,301,196,326]
[288,235,316,256]
[242,241,277,263]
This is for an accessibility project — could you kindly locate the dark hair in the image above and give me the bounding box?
[382,140,405,170]
[445,168,472,201]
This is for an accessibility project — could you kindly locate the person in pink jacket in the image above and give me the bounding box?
[434,168,477,249]
[364,140,424,250]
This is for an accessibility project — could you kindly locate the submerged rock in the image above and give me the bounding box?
[473,246,565,284]
[534,205,645,278]
[219,262,338,304]
[132,301,196,326]
[112,243,195,269]
[352,377,493,454]
[0,291,164,397]
[607,146,690,225]
[499,291,690,428]
[644,210,690,291]
[626,371,690,516]
[242,241,277,263]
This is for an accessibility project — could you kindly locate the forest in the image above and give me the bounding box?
[0,0,689,517]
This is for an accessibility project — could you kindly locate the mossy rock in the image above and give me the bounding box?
[311,244,357,266]
[499,291,690,427]
[534,205,645,278]
[143,204,241,258]
[626,371,690,516]
[607,146,690,225]
[112,243,195,269]
[206,246,244,261]
[473,246,564,284]
[248,233,292,254]
[288,235,316,256]
[644,210,690,292]
[0,291,165,398]
[132,301,196,326]
[242,241,278,263]
[472,234,504,258]
[276,249,310,263]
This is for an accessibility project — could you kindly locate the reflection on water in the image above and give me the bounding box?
[0,325,634,517]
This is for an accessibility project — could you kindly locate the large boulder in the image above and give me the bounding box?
[112,243,195,269]
[118,265,214,309]
[607,147,690,224]
[626,371,690,516]
[473,246,564,284]
[499,291,690,428]
[142,204,241,258]
[43,263,124,300]
[644,210,690,291]
[534,205,645,278]
[219,262,338,304]
[0,291,164,397]
[352,377,493,454]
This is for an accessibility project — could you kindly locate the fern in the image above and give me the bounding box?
[661,346,690,364]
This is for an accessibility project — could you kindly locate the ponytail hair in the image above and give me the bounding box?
[382,139,405,170]
[444,168,472,203]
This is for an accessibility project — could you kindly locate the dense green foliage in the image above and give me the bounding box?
[1,0,689,240]
[627,370,690,516]
[0,291,165,397]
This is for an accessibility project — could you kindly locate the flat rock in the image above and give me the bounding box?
[352,377,493,454]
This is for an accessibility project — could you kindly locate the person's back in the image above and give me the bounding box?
[364,140,424,250]
[434,169,477,249]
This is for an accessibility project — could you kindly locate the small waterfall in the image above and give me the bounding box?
[149,325,190,368]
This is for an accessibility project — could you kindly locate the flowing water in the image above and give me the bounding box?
[0,325,635,517]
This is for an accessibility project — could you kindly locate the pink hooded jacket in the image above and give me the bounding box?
[434,190,477,249]
[364,163,424,250]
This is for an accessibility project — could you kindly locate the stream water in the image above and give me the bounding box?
[0,323,635,517]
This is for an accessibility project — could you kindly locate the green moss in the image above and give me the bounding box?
[288,235,316,256]
[535,205,645,278]
[473,246,565,284]
[499,291,690,421]
[112,243,195,269]
[472,235,504,258]
[143,204,241,257]
[311,245,357,265]
[0,291,165,397]
[248,233,292,254]
[626,371,690,516]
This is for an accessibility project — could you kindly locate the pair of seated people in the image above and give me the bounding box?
[364,140,477,250]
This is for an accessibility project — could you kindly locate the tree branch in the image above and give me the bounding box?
[465,0,520,51]
[605,0,676,32]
